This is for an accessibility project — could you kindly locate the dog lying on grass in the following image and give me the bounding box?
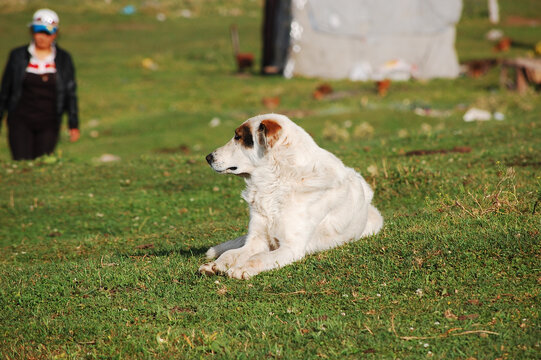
[199,114,383,279]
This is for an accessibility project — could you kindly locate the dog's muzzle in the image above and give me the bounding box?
[206,153,214,165]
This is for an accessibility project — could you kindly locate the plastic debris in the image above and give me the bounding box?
[493,112,505,121]
[374,59,417,81]
[209,117,221,128]
[97,154,121,163]
[414,107,452,118]
[180,9,192,18]
[463,108,492,122]
[121,5,136,15]
[486,29,503,41]
[142,58,158,71]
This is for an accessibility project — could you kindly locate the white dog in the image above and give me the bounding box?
[199,114,383,279]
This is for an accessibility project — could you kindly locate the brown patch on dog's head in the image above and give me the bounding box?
[234,123,254,148]
[257,119,282,148]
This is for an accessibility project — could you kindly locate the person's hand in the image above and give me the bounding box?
[69,128,80,142]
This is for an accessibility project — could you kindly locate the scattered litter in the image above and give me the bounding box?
[121,5,136,15]
[493,111,505,121]
[413,107,452,118]
[142,58,158,71]
[235,53,254,73]
[262,96,280,109]
[485,29,503,41]
[376,79,391,97]
[361,99,458,119]
[494,37,512,52]
[460,59,498,78]
[348,59,417,81]
[501,57,541,93]
[180,9,192,18]
[97,154,121,163]
[156,13,166,22]
[313,83,333,100]
[89,130,99,138]
[230,24,254,73]
[374,59,417,81]
[209,117,221,128]
[463,108,492,122]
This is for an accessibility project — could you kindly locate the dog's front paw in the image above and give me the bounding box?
[226,267,255,280]
[198,262,218,276]
[227,256,265,279]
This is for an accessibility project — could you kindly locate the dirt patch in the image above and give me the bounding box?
[505,16,541,26]
[405,146,471,156]
[154,145,191,154]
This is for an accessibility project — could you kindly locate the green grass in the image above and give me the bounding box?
[1,1,540,359]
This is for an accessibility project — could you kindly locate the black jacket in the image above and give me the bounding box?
[0,44,79,131]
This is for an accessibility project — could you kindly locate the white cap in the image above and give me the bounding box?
[30,9,59,34]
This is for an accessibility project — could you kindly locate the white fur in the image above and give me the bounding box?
[199,114,383,279]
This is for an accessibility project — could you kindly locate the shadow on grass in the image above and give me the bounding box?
[121,246,209,259]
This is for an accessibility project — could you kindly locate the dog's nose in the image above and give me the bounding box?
[206,153,214,165]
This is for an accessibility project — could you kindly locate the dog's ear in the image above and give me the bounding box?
[257,119,282,148]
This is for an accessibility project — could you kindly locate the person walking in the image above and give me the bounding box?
[0,8,80,160]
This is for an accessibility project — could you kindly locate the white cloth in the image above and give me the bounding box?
[26,42,57,75]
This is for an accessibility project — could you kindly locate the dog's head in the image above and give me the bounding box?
[206,114,291,176]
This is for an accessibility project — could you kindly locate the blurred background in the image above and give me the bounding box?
[0,0,539,161]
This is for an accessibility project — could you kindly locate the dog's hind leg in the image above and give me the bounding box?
[361,205,383,237]
[205,235,247,259]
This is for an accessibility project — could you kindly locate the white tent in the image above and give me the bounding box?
[262,0,463,80]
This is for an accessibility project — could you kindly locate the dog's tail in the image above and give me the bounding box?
[206,235,247,259]
[362,205,383,237]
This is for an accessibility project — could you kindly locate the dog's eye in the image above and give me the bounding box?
[234,134,241,140]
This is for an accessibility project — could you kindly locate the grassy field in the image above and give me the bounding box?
[1,0,540,359]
